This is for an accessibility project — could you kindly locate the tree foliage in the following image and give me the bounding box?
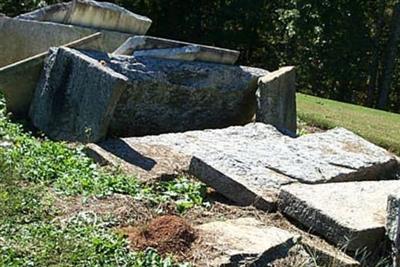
[1,0,400,113]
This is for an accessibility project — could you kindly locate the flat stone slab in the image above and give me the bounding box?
[387,191,400,265]
[113,35,240,65]
[279,181,400,251]
[17,0,152,35]
[87,123,398,210]
[196,218,299,266]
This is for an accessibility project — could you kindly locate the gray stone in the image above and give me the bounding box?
[387,192,400,266]
[196,218,300,266]
[17,0,152,35]
[256,66,297,134]
[279,181,400,251]
[0,32,102,117]
[87,123,398,210]
[84,142,191,182]
[113,35,240,65]
[29,47,127,143]
[38,49,267,138]
[0,16,131,68]
[302,242,360,267]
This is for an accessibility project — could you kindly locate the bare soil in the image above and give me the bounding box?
[120,215,197,256]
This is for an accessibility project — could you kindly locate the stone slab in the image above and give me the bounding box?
[279,181,400,251]
[17,0,152,35]
[196,218,299,266]
[0,16,131,68]
[387,192,400,266]
[113,35,240,65]
[87,123,398,211]
[29,47,127,142]
[0,32,102,117]
[256,66,297,134]
[36,49,267,138]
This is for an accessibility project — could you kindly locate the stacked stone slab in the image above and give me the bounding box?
[0,0,152,116]
[85,123,399,211]
[113,36,240,65]
[29,47,270,142]
[16,0,152,34]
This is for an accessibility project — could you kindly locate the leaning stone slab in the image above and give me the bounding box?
[0,16,131,68]
[29,47,127,142]
[87,123,398,210]
[113,35,240,65]
[197,218,299,266]
[387,191,400,266]
[256,66,297,134]
[17,0,152,35]
[0,32,102,117]
[279,181,400,252]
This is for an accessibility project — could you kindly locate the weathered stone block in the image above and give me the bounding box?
[113,35,240,65]
[29,47,127,142]
[279,181,400,251]
[196,218,299,266]
[256,66,297,134]
[87,123,399,211]
[17,0,152,35]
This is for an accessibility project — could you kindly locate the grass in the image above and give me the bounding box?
[0,94,204,266]
[297,93,400,156]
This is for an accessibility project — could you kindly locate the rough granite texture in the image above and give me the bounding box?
[197,218,299,266]
[279,181,400,251]
[29,47,127,142]
[86,123,398,210]
[114,35,240,65]
[256,66,297,134]
[17,0,152,35]
[387,192,400,266]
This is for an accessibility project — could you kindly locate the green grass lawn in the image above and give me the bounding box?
[297,93,400,156]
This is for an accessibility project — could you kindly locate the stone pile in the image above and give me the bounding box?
[1,0,400,265]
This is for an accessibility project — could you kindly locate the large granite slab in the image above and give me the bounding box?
[30,48,268,142]
[17,0,152,35]
[113,36,240,65]
[87,123,398,210]
[197,218,299,266]
[387,191,400,266]
[30,47,127,142]
[279,181,400,251]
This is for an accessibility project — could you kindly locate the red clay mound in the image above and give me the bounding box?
[120,215,197,255]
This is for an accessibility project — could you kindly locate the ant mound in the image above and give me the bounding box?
[121,215,197,255]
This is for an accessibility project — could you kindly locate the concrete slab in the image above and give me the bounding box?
[279,181,400,251]
[87,123,398,210]
[17,0,152,35]
[0,32,102,117]
[113,35,240,65]
[196,218,299,266]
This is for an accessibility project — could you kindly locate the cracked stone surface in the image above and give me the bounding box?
[279,181,400,251]
[196,218,300,266]
[87,123,398,210]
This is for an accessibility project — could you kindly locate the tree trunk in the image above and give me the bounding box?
[378,2,400,109]
[366,2,386,107]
